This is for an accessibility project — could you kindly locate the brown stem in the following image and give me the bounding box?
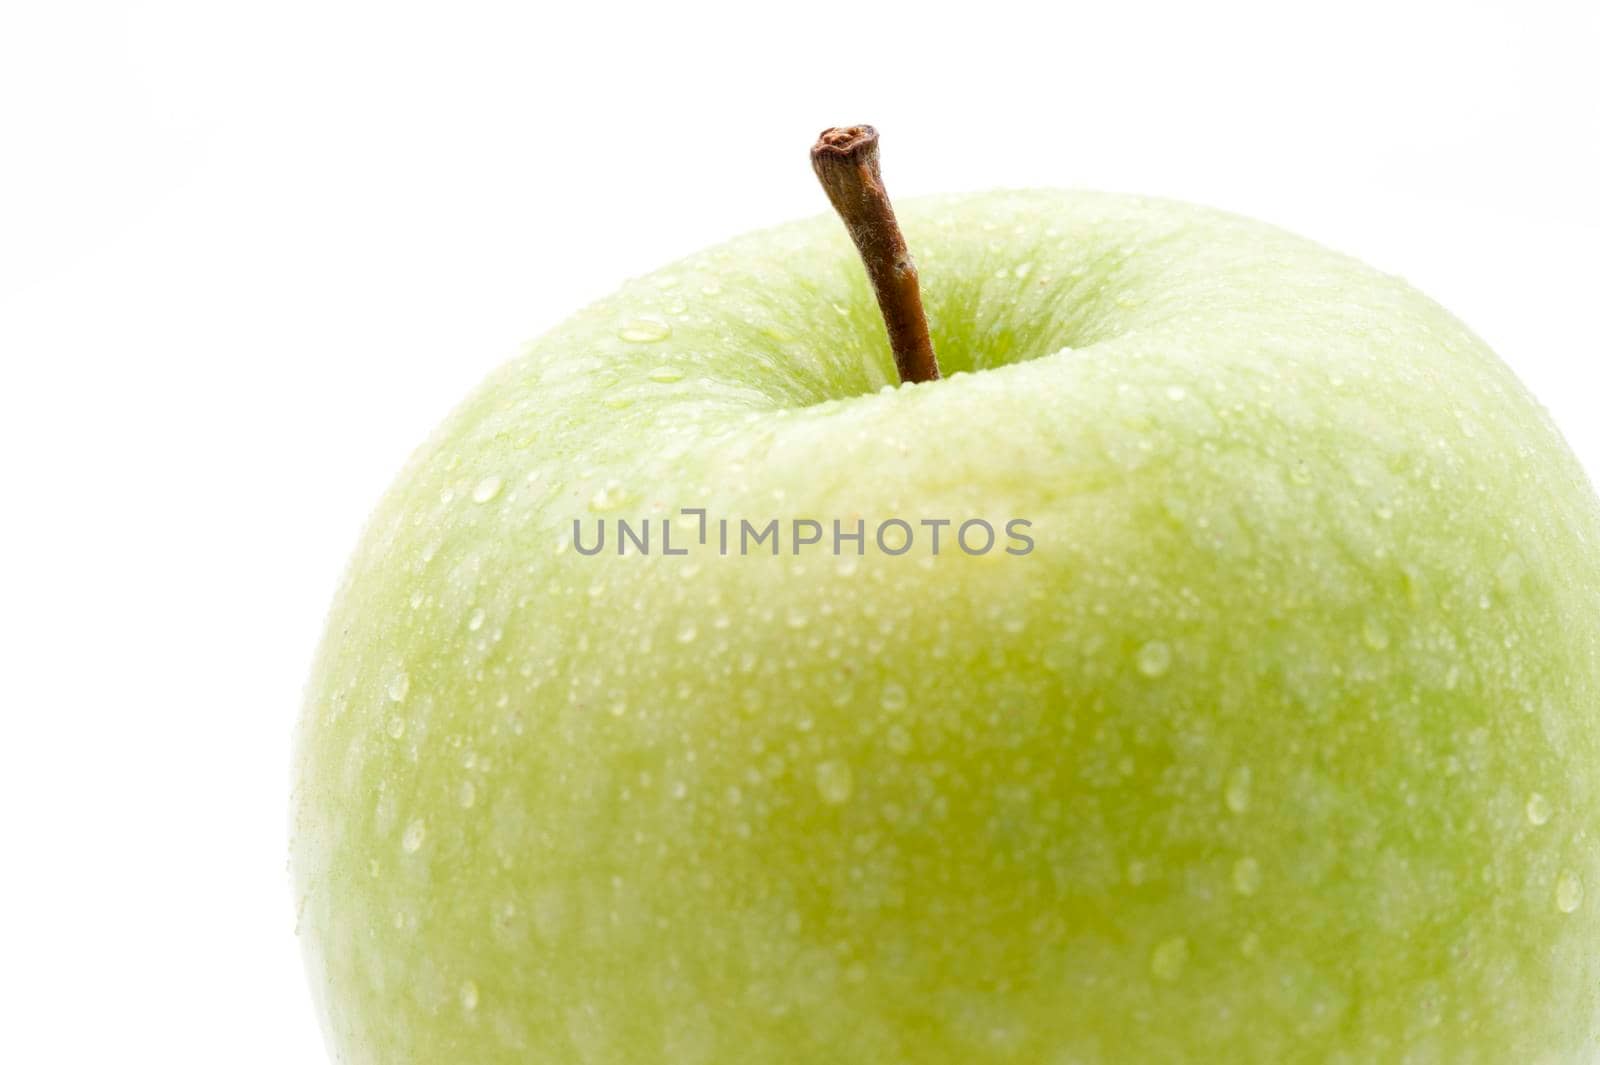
[810,125,940,384]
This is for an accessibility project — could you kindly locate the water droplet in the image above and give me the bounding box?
[1525,792,1552,826]
[1164,385,1187,402]
[458,780,477,809]
[670,780,688,800]
[401,820,426,853]
[467,608,486,632]
[386,670,410,702]
[879,681,908,712]
[471,475,504,504]
[1013,262,1034,279]
[815,760,855,805]
[589,480,628,511]
[1556,870,1584,913]
[1232,856,1262,895]
[1136,640,1172,678]
[1150,936,1189,981]
[460,980,479,1011]
[385,715,406,739]
[618,318,671,343]
[676,621,698,644]
[1224,766,1252,814]
[1361,617,1390,651]
[648,366,684,383]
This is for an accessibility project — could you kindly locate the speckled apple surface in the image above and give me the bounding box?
[292,190,1600,1063]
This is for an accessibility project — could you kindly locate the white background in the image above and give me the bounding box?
[1,1,1596,1061]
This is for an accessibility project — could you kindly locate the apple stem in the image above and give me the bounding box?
[811,125,941,384]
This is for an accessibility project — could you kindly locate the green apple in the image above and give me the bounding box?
[293,185,1600,1062]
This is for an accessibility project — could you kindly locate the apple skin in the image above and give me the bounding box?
[293,190,1600,1063]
